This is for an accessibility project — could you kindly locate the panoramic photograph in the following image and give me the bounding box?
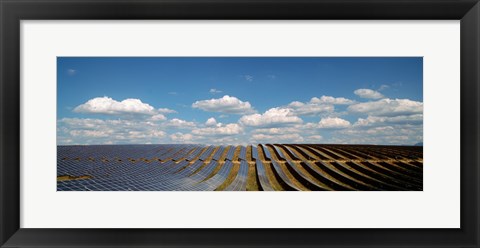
[57,57,423,191]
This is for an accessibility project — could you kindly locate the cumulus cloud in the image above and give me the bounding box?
[192,95,255,114]
[150,114,167,121]
[239,107,303,127]
[354,89,385,99]
[164,118,196,129]
[170,132,195,143]
[157,108,177,114]
[318,117,351,129]
[192,123,243,136]
[248,126,314,143]
[348,98,423,117]
[69,129,111,138]
[310,96,354,105]
[73,96,175,117]
[250,125,326,143]
[62,92,422,145]
[334,124,422,145]
[57,118,166,145]
[286,96,352,117]
[354,114,423,127]
[209,88,222,94]
[205,117,218,127]
[307,135,323,142]
[287,101,333,116]
[251,133,304,143]
[244,75,253,81]
[252,127,301,135]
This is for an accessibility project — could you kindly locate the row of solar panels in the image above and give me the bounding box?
[58,144,422,191]
[58,160,236,191]
[58,144,422,163]
[58,145,248,178]
[57,144,195,161]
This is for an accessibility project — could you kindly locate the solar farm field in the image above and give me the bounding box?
[57,144,423,191]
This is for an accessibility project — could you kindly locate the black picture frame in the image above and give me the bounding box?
[1,0,479,247]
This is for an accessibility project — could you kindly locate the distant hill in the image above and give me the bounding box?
[414,142,423,146]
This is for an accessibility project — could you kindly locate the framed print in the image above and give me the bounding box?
[1,0,479,247]
[55,56,424,192]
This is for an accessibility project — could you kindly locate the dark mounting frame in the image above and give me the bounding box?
[1,0,479,247]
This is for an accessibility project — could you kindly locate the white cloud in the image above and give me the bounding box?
[249,126,315,143]
[150,114,167,121]
[164,118,196,129]
[73,96,176,118]
[192,123,243,136]
[239,107,303,127]
[157,108,177,114]
[286,96,352,117]
[192,95,255,114]
[69,129,111,138]
[334,124,423,145]
[354,89,385,99]
[288,101,304,108]
[170,132,195,143]
[60,118,105,128]
[57,118,167,145]
[250,133,304,143]
[244,75,253,81]
[318,117,351,129]
[252,127,301,135]
[287,101,333,116]
[354,114,423,127]
[310,96,354,105]
[348,98,423,117]
[209,88,222,94]
[74,96,156,115]
[205,117,218,127]
[125,130,166,139]
[308,135,323,142]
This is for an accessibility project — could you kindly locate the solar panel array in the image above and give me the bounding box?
[57,144,423,191]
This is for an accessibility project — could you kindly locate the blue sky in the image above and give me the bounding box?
[57,57,423,145]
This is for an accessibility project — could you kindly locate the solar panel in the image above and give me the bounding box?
[261,144,272,161]
[175,160,205,176]
[281,145,300,161]
[171,147,195,161]
[225,146,235,161]
[251,145,258,160]
[272,145,287,161]
[283,160,327,191]
[199,146,215,161]
[157,145,186,160]
[238,146,247,161]
[225,160,248,191]
[270,160,302,191]
[195,160,233,191]
[212,146,226,161]
[255,160,274,191]
[189,160,218,181]
[185,146,206,161]
[57,144,422,191]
